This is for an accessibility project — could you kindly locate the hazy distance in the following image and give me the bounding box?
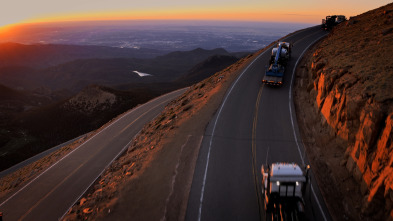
[0,20,310,52]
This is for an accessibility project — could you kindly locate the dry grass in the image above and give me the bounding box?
[295,3,393,220]
[62,51,261,220]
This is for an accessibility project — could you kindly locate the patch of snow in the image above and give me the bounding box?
[133,71,153,77]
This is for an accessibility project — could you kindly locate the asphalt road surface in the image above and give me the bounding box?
[186,26,332,221]
[0,134,90,178]
[0,88,187,221]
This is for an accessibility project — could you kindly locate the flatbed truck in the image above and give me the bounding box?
[262,42,291,86]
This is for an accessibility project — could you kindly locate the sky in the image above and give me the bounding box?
[0,0,392,28]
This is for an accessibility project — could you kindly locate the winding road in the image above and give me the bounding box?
[186,26,331,221]
[0,88,187,221]
[1,26,331,221]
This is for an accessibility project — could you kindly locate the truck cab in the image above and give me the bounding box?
[322,15,346,30]
[261,163,309,220]
[335,15,346,24]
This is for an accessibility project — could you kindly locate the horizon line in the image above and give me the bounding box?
[1,18,317,29]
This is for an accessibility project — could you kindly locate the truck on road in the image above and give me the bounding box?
[261,163,310,221]
[322,15,346,30]
[262,42,291,86]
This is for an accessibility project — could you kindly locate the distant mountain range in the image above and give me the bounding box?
[0,42,164,68]
[0,42,247,170]
[0,43,247,92]
[177,54,239,84]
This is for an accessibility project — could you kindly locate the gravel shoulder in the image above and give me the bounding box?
[293,42,363,221]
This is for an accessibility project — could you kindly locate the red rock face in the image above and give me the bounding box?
[308,3,393,219]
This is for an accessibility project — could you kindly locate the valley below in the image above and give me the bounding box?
[0,43,246,171]
[0,21,308,172]
[1,4,393,220]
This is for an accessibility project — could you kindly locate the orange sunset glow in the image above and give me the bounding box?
[1,0,393,220]
[21,9,322,24]
[1,1,392,28]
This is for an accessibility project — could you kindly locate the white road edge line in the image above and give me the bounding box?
[58,92,185,220]
[0,88,187,208]
[197,49,269,221]
[288,33,328,221]
[0,133,88,179]
[58,136,135,220]
[197,27,316,221]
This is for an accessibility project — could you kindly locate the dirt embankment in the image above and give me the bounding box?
[62,46,271,220]
[294,3,393,220]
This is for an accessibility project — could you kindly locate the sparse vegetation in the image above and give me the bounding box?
[63,48,265,221]
[294,3,393,220]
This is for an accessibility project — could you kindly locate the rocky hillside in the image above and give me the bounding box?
[65,86,117,114]
[296,3,393,220]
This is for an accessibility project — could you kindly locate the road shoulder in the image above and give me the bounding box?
[63,48,269,220]
[293,40,363,220]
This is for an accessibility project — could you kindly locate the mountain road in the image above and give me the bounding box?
[186,26,331,221]
[1,25,331,221]
[0,88,187,221]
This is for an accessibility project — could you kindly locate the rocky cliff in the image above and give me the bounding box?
[300,3,393,220]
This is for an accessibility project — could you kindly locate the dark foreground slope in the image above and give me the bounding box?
[294,3,393,220]
[0,85,157,170]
